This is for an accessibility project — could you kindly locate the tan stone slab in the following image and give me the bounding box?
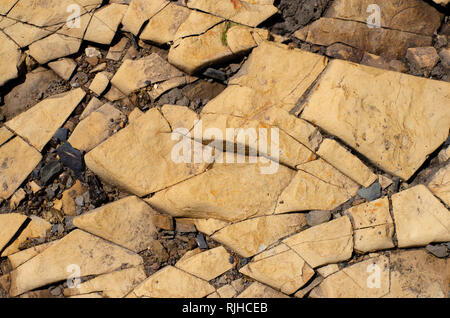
[301,59,450,180]
[0,137,42,199]
[175,246,233,281]
[237,282,289,298]
[295,18,432,60]
[80,97,103,120]
[161,105,199,132]
[1,216,51,257]
[68,103,123,152]
[187,0,278,27]
[229,41,328,112]
[7,242,55,269]
[428,163,450,206]
[128,108,144,123]
[212,214,306,257]
[0,127,13,147]
[226,25,260,54]
[310,255,390,298]
[317,139,377,188]
[240,246,314,295]
[9,230,143,297]
[283,216,354,268]
[85,108,208,197]
[73,196,158,253]
[64,266,147,298]
[127,266,215,298]
[326,0,443,35]
[56,11,92,39]
[89,72,112,96]
[384,249,448,298]
[294,276,323,298]
[122,0,169,35]
[173,10,224,40]
[275,159,359,214]
[3,20,52,48]
[146,161,296,222]
[84,4,128,45]
[6,88,86,151]
[0,213,27,252]
[192,219,229,236]
[0,0,19,15]
[140,3,191,44]
[111,53,184,95]
[0,30,21,86]
[29,33,82,64]
[106,37,128,61]
[317,264,340,278]
[392,185,450,248]
[48,58,77,81]
[149,76,197,100]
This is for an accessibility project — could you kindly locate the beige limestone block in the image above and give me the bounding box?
[7,242,55,269]
[9,230,143,297]
[310,255,390,298]
[3,20,52,48]
[6,88,86,151]
[192,219,229,236]
[146,161,296,222]
[161,105,199,132]
[111,53,183,95]
[392,185,450,248]
[326,0,443,35]
[229,41,328,112]
[427,163,450,206]
[73,196,158,253]
[64,266,147,298]
[0,127,13,147]
[295,18,432,60]
[187,0,278,27]
[84,4,128,45]
[317,264,340,278]
[1,216,51,257]
[68,104,123,152]
[29,33,82,64]
[317,139,377,188]
[89,72,112,96]
[275,159,359,214]
[80,97,103,120]
[0,137,42,199]
[211,214,306,257]
[122,0,169,35]
[240,246,315,294]
[140,3,191,44]
[174,10,224,40]
[48,58,77,81]
[237,282,289,298]
[226,25,259,54]
[0,213,28,252]
[85,108,208,196]
[283,216,354,268]
[301,59,450,180]
[168,22,233,74]
[0,31,21,86]
[384,249,449,298]
[127,266,215,298]
[175,246,233,281]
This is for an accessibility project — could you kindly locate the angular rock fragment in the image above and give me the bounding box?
[68,104,123,152]
[211,214,306,257]
[9,230,143,297]
[0,214,28,252]
[111,53,183,95]
[301,59,450,180]
[0,127,13,147]
[84,4,128,45]
[237,282,289,298]
[6,88,86,151]
[317,139,377,188]
[7,242,55,269]
[392,185,450,248]
[127,266,215,298]
[0,137,42,200]
[175,246,233,281]
[64,266,147,298]
[192,219,229,236]
[106,37,128,61]
[29,34,82,64]
[48,58,77,81]
[85,108,208,197]
[344,197,395,253]
[173,10,224,40]
[0,30,21,86]
[240,246,314,294]
[406,47,440,75]
[73,196,158,253]
[122,0,169,36]
[283,216,354,268]
[89,72,112,96]
[427,162,449,206]
[9,188,27,210]
[80,97,103,120]
[160,105,199,132]
[275,159,359,214]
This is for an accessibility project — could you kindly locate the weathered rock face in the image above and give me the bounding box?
[9,230,143,297]
[211,214,306,257]
[344,197,395,253]
[0,137,42,200]
[73,196,158,253]
[122,0,169,36]
[85,108,208,197]
[392,185,450,248]
[29,34,82,65]
[48,58,77,81]
[5,88,86,151]
[0,213,28,252]
[84,4,127,45]
[7,242,55,269]
[427,163,450,206]
[283,216,354,268]
[301,60,450,180]
[127,266,215,298]
[0,31,21,86]
[0,127,13,147]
